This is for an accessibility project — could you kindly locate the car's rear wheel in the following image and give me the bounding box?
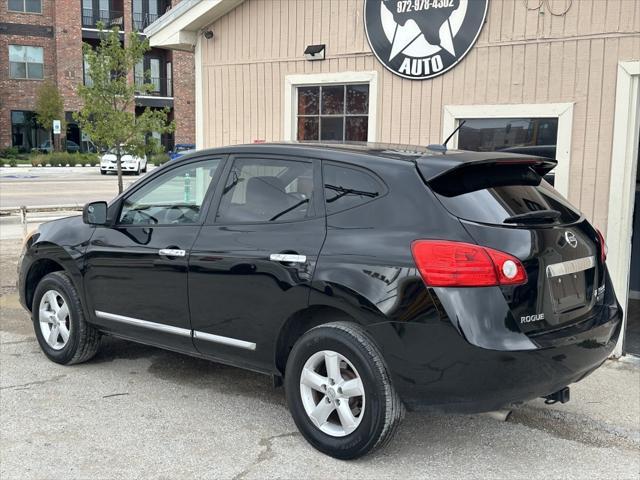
[32,272,101,365]
[285,322,404,459]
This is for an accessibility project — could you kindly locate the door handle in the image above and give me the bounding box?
[159,248,186,257]
[269,253,307,263]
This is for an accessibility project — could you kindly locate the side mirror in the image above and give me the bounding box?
[83,201,108,226]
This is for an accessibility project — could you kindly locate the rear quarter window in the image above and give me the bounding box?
[323,163,385,215]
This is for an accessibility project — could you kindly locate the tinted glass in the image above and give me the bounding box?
[27,63,43,79]
[8,0,24,11]
[431,165,580,225]
[345,116,368,141]
[216,158,314,223]
[297,117,318,141]
[323,164,383,215]
[346,84,369,114]
[320,117,343,141]
[10,62,26,79]
[119,159,221,225]
[298,86,319,115]
[9,45,24,62]
[457,118,558,159]
[321,85,344,115]
[296,83,369,142]
[26,46,43,63]
[25,0,41,12]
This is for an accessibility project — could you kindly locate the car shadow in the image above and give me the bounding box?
[92,336,286,406]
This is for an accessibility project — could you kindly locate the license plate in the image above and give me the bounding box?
[549,271,586,313]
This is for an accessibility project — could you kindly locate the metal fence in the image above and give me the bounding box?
[82,8,124,29]
[0,205,83,238]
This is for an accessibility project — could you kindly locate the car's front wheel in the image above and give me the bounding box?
[32,272,101,365]
[285,322,404,459]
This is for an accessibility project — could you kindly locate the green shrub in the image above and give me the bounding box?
[31,154,47,167]
[7,158,18,167]
[0,147,20,159]
[85,154,99,167]
[151,153,169,166]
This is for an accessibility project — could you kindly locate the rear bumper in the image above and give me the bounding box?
[367,303,622,413]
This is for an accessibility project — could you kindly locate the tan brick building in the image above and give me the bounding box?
[0,0,195,152]
[148,0,640,355]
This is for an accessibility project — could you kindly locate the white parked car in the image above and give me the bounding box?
[100,148,148,175]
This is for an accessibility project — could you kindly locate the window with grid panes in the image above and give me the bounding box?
[296,84,369,142]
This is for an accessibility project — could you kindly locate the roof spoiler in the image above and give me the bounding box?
[416,155,558,183]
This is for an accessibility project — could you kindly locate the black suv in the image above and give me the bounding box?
[18,143,622,459]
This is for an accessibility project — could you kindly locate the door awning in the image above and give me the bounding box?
[145,0,244,51]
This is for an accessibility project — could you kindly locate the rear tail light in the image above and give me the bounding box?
[411,240,527,287]
[596,229,607,263]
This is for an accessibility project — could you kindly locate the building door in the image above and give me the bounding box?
[626,138,640,355]
[606,61,640,357]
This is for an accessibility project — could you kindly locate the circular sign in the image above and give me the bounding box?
[364,0,488,80]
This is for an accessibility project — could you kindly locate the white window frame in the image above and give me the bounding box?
[442,103,574,197]
[606,61,640,358]
[284,71,378,143]
[8,44,44,80]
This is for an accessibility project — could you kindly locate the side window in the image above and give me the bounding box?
[323,164,383,215]
[216,157,315,223]
[119,159,221,225]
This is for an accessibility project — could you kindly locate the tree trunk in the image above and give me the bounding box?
[116,147,123,194]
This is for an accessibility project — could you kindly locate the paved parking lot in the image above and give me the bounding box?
[1,229,639,479]
[0,166,152,209]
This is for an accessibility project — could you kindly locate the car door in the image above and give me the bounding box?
[188,154,326,372]
[84,156,225,351]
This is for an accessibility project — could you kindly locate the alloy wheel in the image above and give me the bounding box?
[299,350,365,437]
[38,290,71,350]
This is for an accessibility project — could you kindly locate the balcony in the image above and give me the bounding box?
[135,75,172,98]
[82,8,124,30]
[132,12,160,32]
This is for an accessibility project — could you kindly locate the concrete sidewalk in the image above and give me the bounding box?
[1,238,638,479]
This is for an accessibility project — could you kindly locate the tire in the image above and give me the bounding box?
[100,170,106,175]
[141,162,147,173]
[31,272,101,365]
[285,322,404,459]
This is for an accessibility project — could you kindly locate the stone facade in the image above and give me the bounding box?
[171,49,195,145]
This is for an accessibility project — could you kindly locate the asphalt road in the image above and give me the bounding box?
[0,166,153,209]
[1,238,639,479]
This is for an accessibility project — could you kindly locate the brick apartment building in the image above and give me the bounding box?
[0,0,195,152]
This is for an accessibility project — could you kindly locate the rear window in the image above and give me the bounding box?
[430,164,581,226]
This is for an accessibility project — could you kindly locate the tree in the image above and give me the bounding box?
[75,23,174,193]
[35,81,65,150]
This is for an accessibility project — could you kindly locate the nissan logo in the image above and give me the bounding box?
[565,231,578,248]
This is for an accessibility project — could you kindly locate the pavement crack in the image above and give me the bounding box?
[102,392,130,398]
[232,432,300,480]
[1,338,35,346]
[0,374,66,391]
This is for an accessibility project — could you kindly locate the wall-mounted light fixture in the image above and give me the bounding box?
[304,44,325,61]
[203,30,214,40]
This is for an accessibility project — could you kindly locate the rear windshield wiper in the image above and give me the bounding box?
[503,209,561,224]
[324,184,379,203]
